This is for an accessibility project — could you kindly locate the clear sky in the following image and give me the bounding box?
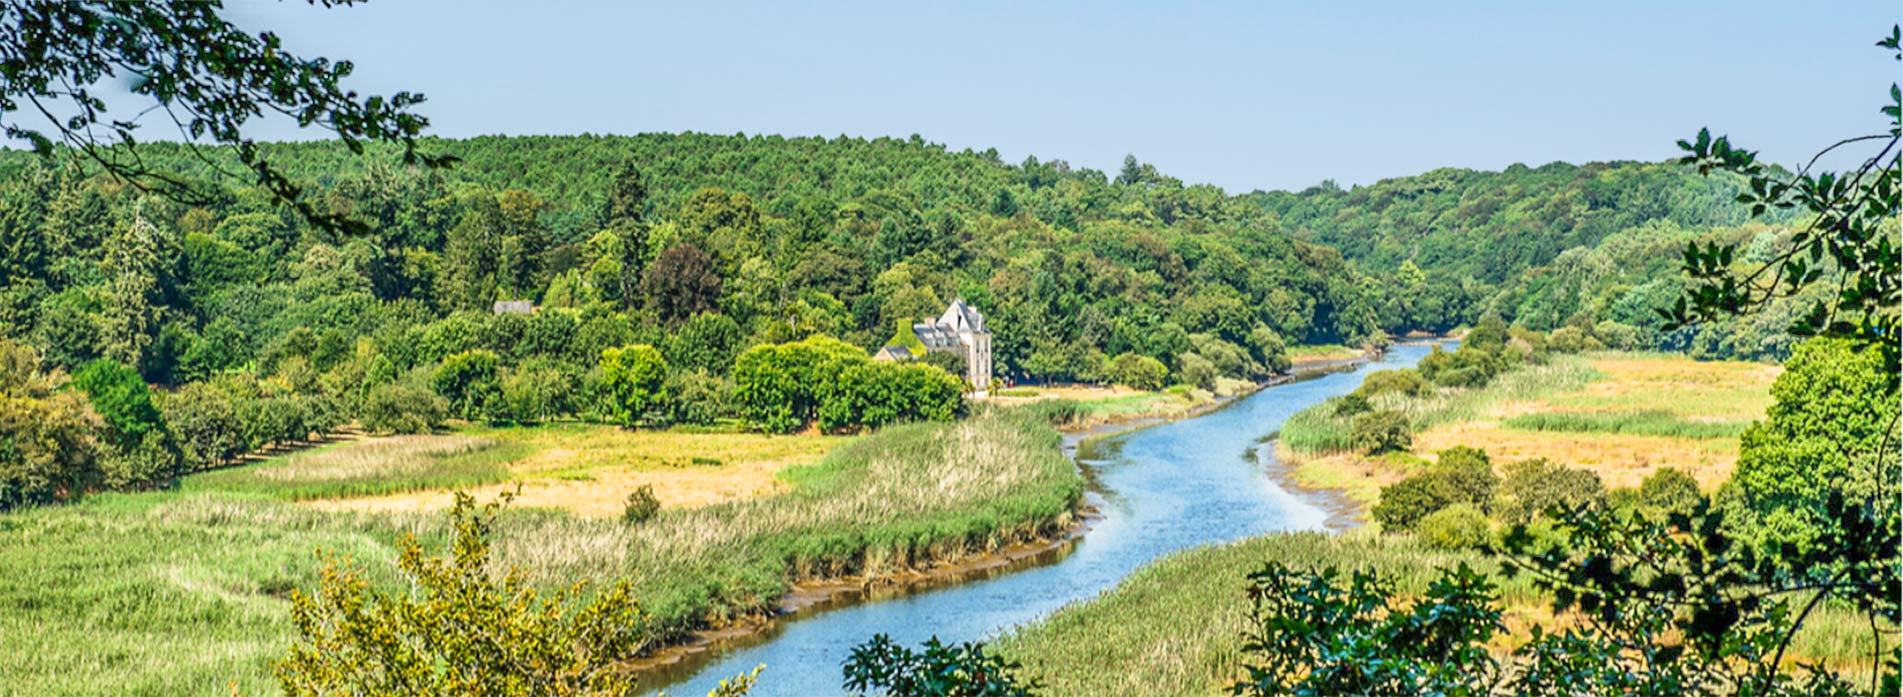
[228,1,1896,193]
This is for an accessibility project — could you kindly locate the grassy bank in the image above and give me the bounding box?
[1275,352,1776,510]
[985,379,1252,430]
[0,408,1083,695]
[998,531,1881,696]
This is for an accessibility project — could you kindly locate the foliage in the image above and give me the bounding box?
[844,635,1038,697]
[1662,39,1901,353]
[1101,352,1169,391]
[1348,409,1410,455]
[597,344,667,428]
[1610,466,1703,522]
[1230,561,1504,696]
[360,382,448,435]
[0,0,446,231]
[0,339,102,508]
[1371,447,1497,533]
[623,484,660,525]
[1730,337,1899,552]
[1496,458,1606,525]
[816,361,965,433]
[277,492,663,696]
[431,349,502,421]
[1416,504,1492,550]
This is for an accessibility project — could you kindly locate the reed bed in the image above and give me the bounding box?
[1279,356,1602,455]
[182,434,520,500]
[0,408,1084,694]
[1502,409,1750,439]
[997,530,1884,696]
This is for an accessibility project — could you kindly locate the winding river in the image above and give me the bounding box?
[653,342,1436,696]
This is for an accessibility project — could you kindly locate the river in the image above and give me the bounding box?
[653,342,1436,696]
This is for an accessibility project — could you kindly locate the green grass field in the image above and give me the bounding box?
[0,409,1084,695]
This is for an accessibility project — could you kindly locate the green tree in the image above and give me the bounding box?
[1729,338,1898,551]
[1102,352,1168,391]
[430,349,501,420]
[597,344,666,428]
[640,243,723,324]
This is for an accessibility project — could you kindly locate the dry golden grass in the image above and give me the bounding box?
[304,424,844,517]
[1412,353,1777,491]
[1283,352,1780,517]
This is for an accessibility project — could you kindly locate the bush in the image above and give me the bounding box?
[1372,447,1498,532]
[844,635,1037,697]
[817,361,964,432]
[1431,446,1498,509]
[360,383,447,435]
[277,493,669,695]
[1350,409,1411,455]
[1612,467,1704,522]
[1103,352,1169,391]
[1497,458,1606,524]
[1352,369,1428,400]
[1416,504,1492,550]
[1331,393,1371,417]
[731,335,865,433]
[623,485,660,524]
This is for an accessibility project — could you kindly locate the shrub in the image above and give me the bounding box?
[1331,393,1372,417]
[277,493,668,695]
[360,383,447,435]
[1613,467,1704,522]
[1350,409,1411,455]
[1432,446,1498,509]
[623,485,660,524]
[1372,474,1459,532]
[1103,352,1169,391]
[1352,369,1428,400]
[1416,504,1492,550]
[1497,458,1606,524]
[1372,447,1498,532]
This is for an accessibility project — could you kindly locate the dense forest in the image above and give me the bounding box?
[0,133,1813,507]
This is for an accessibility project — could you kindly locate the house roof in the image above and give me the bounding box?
[937,298,987,334]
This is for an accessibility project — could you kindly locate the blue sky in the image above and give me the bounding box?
[229,1,1895,193]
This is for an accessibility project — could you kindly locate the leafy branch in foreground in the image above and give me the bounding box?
[844,634,1040,697]
[0,0,454,233]
[275,490,758,697]
[1662,25,1902,354]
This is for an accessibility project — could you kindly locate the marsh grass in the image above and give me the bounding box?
[0,408,1083,694]
[997,530,1886,696]
[1281,356,1604,455]
[1503,409,1750,439]
[183,434,521,500]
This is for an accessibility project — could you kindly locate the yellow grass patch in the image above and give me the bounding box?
[305,424,844,517]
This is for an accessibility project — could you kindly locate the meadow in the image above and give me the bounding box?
[0,408,1083,695]
[1276,352,1777,507]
